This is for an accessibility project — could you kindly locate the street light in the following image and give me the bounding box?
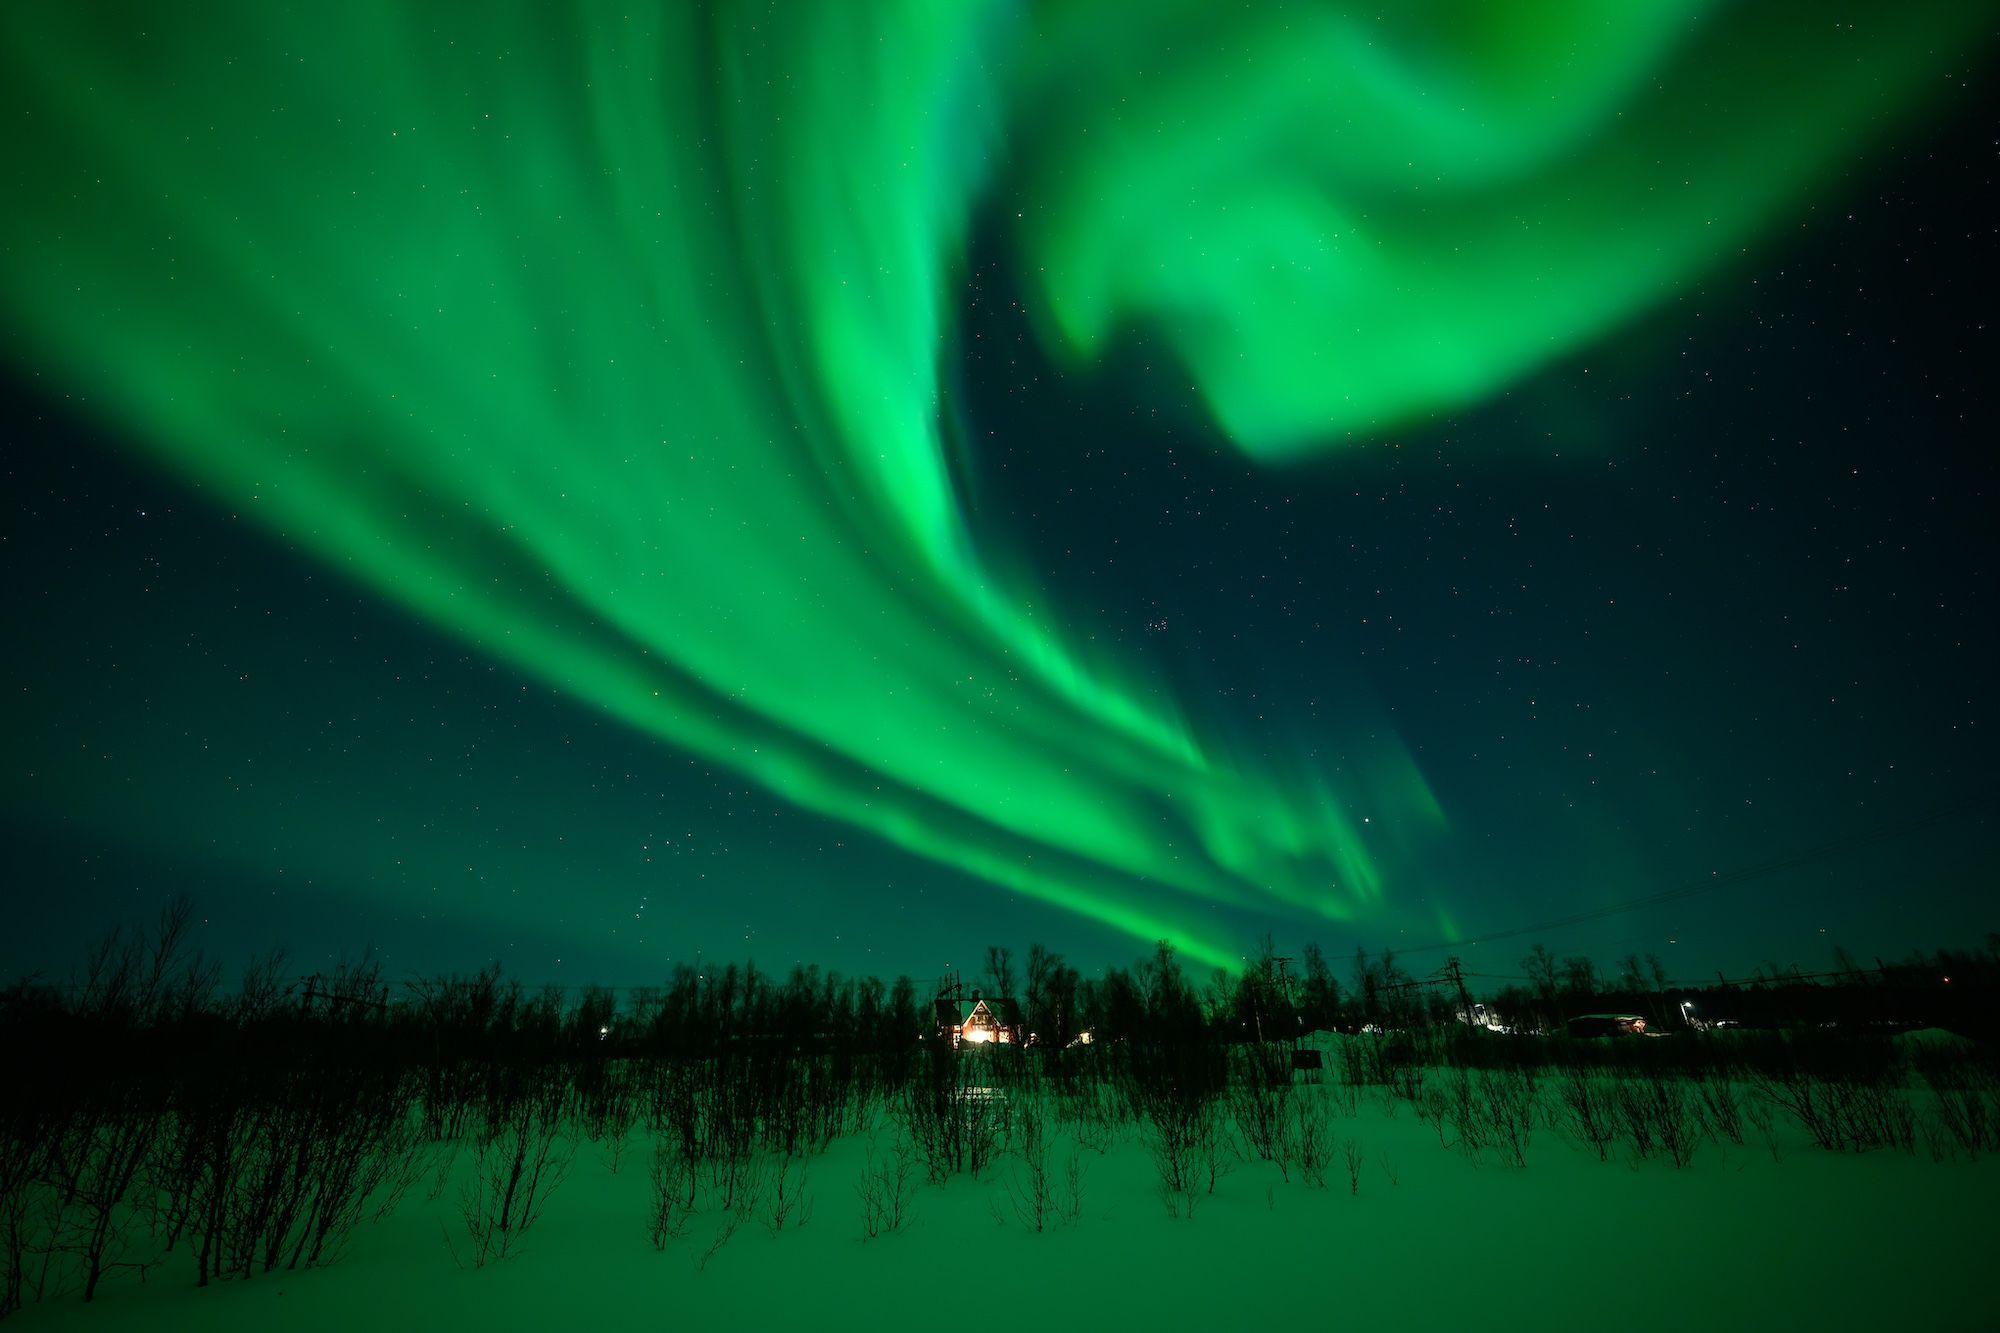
[1680,1000,1696,1031]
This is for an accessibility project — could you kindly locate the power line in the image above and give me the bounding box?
[1463,962,1944,991]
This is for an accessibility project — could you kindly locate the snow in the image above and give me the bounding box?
[12,1081,1995,1332]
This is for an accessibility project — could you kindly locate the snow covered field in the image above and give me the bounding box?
[13,1066,1996,1332]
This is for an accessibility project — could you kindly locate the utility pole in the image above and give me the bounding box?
[1273,956,1298,1051]
[1446,957,1476,1035]
[1273,955,1295,1002]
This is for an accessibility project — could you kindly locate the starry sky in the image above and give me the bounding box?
[2,3,1995,987]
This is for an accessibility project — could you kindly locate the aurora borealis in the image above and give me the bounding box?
[2,3,1995,979]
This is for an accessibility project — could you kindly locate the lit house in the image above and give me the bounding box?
[934,993,1025,1047]
[1567,1013,1647,1037]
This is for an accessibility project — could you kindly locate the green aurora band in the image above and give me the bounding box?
[0,2,1981,967]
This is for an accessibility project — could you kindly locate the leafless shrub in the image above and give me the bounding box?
[728,1155,772,1224]
[374,1133,446,1227]
[1336,1038,1369,1088]
[1229,1046,1294,1175]
[763,1153,813,1235]
[1415,1086,1453,1149]
[16,899,208,1305]
[0,1138,43,1321]
[1751,1067,1914,1154]
[1440,1068,1485,1157]
[855,1138,918,1240]
[1930,1089,1996,1159]
[454,1083,574,1268]
[424,1144,457,1203]
[1004,1112,1058,1232]
[1132,1043,1227,1220]
[1553,1067,1617,1162]
[1286,1090,1332,1188]
[1745,1098,1783,1163]
[1059,1145,1086,1225]
[1005,1096,1084,1233]
[597,1090,638,1176]
[1147,1100,1220,1220]
[0,1183,34,1320]
[701,1083,761,1214]
[1201,1126,1230,1196]
[1919,1115,1957,1164]
[1341,1136,1364,1195]
[1693,1070,1744,1147]
[1492,1070,1538,1167]
[697,1218,737,1271]
[1918,1057,1997,1159]
[1386,1063,1426,1105]
[898,1053,1005,1183]
[1617,1072,1697,1168]
[1060,1081,1124,1154]
[1450,1069,1536,1167]
[647,1139,696,1249]
[1327,1073,1360,1119]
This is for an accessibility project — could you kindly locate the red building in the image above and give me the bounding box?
[934,993,1025,1047]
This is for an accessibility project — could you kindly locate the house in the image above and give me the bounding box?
[1567,1013,1647,1037]
[934,992,1025,1047]
[1456,1002,1510,1034]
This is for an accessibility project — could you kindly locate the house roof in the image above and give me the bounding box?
[933,995,1023,1026]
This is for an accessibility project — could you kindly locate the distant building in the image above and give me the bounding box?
[934,992,1025,1047]
[1567,1013,1647,1037]
[1457,1002,1508,1033]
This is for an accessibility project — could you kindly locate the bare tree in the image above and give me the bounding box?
[982,946,1017,1001]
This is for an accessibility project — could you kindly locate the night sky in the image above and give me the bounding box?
[2,4,1995,988]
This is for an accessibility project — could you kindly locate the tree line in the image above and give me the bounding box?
[2,899,1995,1317]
